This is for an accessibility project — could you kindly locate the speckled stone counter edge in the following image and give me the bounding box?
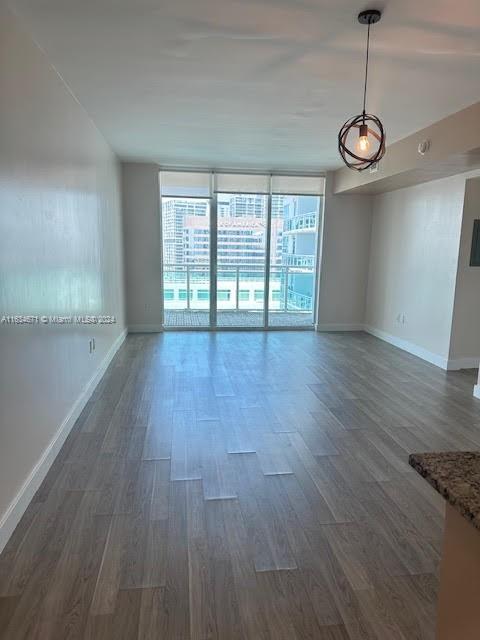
[409,452,480,532]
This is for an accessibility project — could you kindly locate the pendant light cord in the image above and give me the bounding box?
[362,21,371,120]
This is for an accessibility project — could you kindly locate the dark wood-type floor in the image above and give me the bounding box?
[1,331,479,639]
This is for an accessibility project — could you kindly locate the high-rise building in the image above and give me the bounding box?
[281,195,321,310]
[162,198,208,264]
[175,194,282,267]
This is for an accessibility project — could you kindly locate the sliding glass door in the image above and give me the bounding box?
[216,192,268,328]
[161,172,212,328]
[162,196,211,328]
[159,171,323,330]
[268,194,320,327]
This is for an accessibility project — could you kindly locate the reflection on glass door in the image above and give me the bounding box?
[216,193,267,328]
[268,195,320,327]
[162,197,210,327]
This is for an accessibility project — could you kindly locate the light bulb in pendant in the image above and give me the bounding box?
[355,123,370,155]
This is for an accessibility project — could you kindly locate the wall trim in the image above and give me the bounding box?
[129,324,164,333]
[0,328,127,554]
[316,323,365,332]
[364,325,449,369]
[365,326,480,371]
[474,385,480,400]
[446,357,480,371]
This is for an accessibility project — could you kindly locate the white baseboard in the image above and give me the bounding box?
[129,324,163,333]
[0,328,127,554]
[474,385,480,400]
[365,325,480,371]
[364,325,449,369]
[316,323,365,332]
[446,357,480,371]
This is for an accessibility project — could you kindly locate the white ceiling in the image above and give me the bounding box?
[11,0,480,171]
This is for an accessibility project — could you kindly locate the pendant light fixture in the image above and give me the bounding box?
[338,9,386,171]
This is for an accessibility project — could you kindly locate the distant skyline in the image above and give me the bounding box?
[162,193,318,268]
[161,193,321,316]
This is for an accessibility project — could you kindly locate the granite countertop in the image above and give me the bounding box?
[409,451,480,531]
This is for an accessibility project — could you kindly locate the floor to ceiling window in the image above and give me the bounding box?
[161,172,211,328]
[160,171,323,329]
[268,176,322,327]
[215,172,270,328]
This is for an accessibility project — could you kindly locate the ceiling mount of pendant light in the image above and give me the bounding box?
[338,9,386,171]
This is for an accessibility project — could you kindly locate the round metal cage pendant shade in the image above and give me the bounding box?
[338,112,385,170]
[338,9,386,171]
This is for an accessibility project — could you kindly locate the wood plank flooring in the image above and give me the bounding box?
[1,331,479,639]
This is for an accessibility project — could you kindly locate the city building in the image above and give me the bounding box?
[282,195,321,310]
[162,197,208,265]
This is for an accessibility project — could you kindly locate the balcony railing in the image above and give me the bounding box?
[163,263,314,312]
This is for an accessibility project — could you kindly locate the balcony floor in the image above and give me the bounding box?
[164,310,314,328]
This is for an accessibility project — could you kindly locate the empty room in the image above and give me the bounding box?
[1,0,480,638]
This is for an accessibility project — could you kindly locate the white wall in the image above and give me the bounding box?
[122,162,163,332]
[316,173,373,330]
[365,175,466,367]
[0,5,126,550]
[122,167,372,332]
[449,177,480,367]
